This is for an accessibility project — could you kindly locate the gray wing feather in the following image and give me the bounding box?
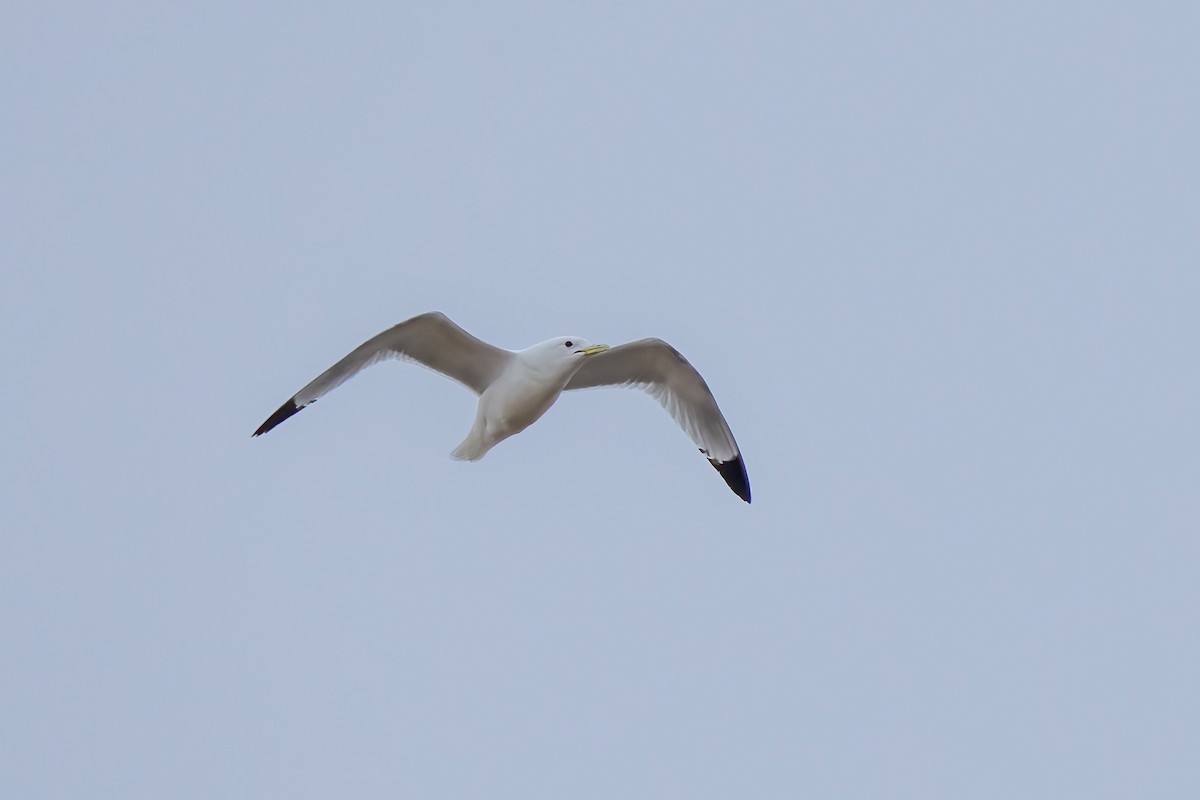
[565,338,743,463]
[253,312,510,436]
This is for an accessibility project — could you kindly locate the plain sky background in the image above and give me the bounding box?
[3,2,1198,797]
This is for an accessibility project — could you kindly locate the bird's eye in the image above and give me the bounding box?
[564,341,574,348]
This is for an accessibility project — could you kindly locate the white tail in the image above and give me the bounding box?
[450,419,491,461]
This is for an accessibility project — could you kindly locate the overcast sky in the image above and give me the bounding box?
[3,2,1198,798]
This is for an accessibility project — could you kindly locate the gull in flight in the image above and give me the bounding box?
[253,312,750,502]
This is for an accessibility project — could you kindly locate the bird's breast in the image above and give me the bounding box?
[480,370,566,437]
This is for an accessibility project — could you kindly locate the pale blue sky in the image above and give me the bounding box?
[3,2,1198,797]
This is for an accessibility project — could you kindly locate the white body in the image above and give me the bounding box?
[450,342,588,460]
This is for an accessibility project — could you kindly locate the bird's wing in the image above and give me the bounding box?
[565,338,751,502]
[253,312,512,437]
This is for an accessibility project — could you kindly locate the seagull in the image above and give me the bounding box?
[253,312,750,502]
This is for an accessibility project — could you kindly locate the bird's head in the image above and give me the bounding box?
[522,337,610,376]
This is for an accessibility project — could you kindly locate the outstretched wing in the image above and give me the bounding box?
[565,338,751,503]
[253,312,512,437]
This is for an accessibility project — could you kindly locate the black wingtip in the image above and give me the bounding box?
[708,454,751,503]
[253,398,303,437]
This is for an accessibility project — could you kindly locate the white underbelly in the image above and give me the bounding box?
[481,373,562,440]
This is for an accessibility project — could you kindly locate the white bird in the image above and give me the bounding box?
[253,312,750,502]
